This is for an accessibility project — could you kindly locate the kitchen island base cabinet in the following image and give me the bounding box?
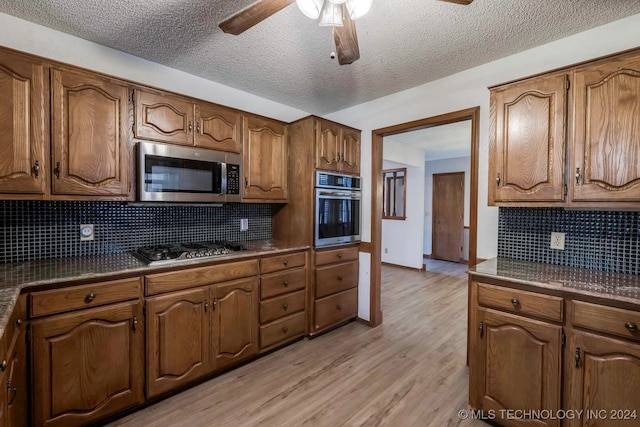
[473,308,562,427]
[212,278,259,371]
[31,301,144,427]
[566,331,640,427]
[146,288,210,398]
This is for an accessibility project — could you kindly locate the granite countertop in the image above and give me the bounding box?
[0,240,310,338]
[469,258,640,305]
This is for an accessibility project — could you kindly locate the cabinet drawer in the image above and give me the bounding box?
[314,288,357,331]
[30,277,141,317]
[146,259,259,295]
[315,261,359,298]
[260,312,306,349]
[260,290,306,324]
[315,246,359,267]
[477,283,563,322]
[261,252,306,274]
[573,300,640,341]
[261,268,306,299]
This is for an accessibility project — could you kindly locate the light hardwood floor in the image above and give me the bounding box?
[110,260,488,427]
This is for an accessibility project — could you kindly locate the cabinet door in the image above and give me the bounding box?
[340,128,361,175]
[195,103,241,153]
[211,278,259,371]
[566,331,640,427]
[134,89,194,146]
[51,68,131,197]
[572,51,640,202]
[0,51,48,197]
[32,302,144,427]
[473,308,561,427]
[146,288,210,398]
[242,116,288,201]
[315,120,341,172]
[6,307,27,427]
[491,74,567,203]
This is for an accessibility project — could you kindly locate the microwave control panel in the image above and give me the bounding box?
[227,164,240,195]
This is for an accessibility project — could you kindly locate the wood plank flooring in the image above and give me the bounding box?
[109,260,488,427]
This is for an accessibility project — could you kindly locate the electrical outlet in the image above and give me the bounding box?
[240,218,249,232]
[550,232,565,250]
[384,248,388,254]
[80,224,94,241]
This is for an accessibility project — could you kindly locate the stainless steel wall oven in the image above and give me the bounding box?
[315,171,362,247]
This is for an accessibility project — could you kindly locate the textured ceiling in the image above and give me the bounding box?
[388,120,471,161]
[1,1,640,114]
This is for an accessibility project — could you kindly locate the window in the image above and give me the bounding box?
[383,168,406,220]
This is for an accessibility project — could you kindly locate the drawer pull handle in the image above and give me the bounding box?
[337,304,342,311]
[511,298,520,308]
[283,260,289,266]
[54,162,61,179]
[283,280,289,287]
[337,276,343,281]
[282,327,289,333]
[283,304,289,310]
[85,292,96,303]
[33,160,40,177]
[7,382,16,406]
[338,253,343,258]
[625,322,638,333]
[0,360,6,372]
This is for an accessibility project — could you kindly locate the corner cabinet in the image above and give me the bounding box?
[51,67,132,199]
[571,50,640,203]
[242,115,289,202]
[489,73,568,205]
[0,50,49,199]
[315,119,361,175]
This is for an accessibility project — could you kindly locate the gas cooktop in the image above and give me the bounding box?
[133,241,246,265]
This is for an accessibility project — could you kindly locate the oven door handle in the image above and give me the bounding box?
[317,190,361,199]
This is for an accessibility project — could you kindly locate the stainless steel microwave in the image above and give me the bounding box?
[138,141,241,203]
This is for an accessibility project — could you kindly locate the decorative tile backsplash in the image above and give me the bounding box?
[498,208,639,275]
[0,201,272,264]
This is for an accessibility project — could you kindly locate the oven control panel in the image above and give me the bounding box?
[227,164,240,195]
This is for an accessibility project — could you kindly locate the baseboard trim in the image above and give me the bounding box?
[356,317,372,327]
[423,253,432,259]
[382,261,423,272]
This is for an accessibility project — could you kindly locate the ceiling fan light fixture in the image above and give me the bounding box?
[296,0,324,19]
[328,0,347,4]
[319,1,343,27]
[345,0,373,20]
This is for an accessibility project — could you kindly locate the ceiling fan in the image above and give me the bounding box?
[219,0,474,65]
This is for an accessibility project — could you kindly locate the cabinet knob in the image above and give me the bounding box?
[283,260,289,266]
[337,304,342,311]
[337,276,343,281]
[85,292,96,303]
[188,121,193,132]
[0,360,6,372]
[511,298,520,308]
[282,327,289,333]
[575,167,582,186]
[625,322,638,333]
[14,318,22,327]
[283,304,288,310]
[283,280,289,287]
[338,253,343,258]
[33,160,40,177]
[496,173,501,187]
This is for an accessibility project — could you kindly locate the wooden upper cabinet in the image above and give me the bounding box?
[315,120,341,172]
[0,50,48,198]
[211,278,259,370]
[341,127,361,175]
[51,68,131,198]
[134,89,194,146]
[195,103,241,153]
[31,301,144,427]
[490,73,567,204]
[572,50,640,203]
[242,115,288,202]
[566,331,640,427]
[146,288,211,398]
[474,308,561,427]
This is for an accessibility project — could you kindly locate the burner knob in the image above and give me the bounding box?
[186,254,192,258]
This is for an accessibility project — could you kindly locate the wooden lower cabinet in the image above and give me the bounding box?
[211,278,259,370]
[566,330,640,427]
[473,308,562,427]
[31,301,144,427]
[146,288,210,398]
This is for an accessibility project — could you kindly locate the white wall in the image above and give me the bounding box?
[423,156,471,259]
[324,13,640,319]
[0,12,308,123]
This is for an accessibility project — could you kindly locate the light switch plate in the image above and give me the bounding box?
[550,232,565,250]
[80,224,94,241]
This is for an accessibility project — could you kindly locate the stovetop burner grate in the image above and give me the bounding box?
[133,241,246,264]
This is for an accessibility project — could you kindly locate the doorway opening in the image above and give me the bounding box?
[368,107,480,327]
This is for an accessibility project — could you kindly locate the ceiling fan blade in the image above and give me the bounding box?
[333,7,360,65]
[437,0,474,4]
[219,0,295,35]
